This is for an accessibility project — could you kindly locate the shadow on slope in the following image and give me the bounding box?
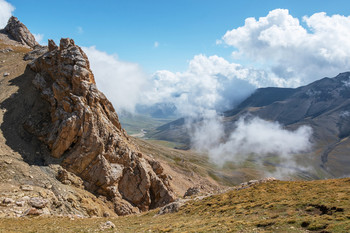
[0,66,62,166]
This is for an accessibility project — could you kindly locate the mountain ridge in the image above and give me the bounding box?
[149,72,350,178]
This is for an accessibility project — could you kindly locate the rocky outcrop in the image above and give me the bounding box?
[184,186,200,197]
[4,16,38,48]
[158,199,188,215]
[26,38,175,215]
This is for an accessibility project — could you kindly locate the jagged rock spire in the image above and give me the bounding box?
[5,16,38,48]
[26,38,175,215]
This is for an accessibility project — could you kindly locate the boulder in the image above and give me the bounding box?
[54,165,84,188]
[184,187,200,197]
[158,199,187,215]
[2,198,14,205]
[20,185,33,191]
[28,197,48,209]
[100,221,115,229]
[24,208,42,216]
[15,201,25,207]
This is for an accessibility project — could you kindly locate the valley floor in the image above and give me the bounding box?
[1,178,350,232]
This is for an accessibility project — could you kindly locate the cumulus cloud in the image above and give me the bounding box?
[0,0,14,29]
[143,9,350,117]
[222,9,350,87]
[83,46,149,113]
[191,115,313,178]
[145,54,263,116]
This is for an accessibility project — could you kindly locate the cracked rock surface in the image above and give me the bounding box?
[26,38,175,215]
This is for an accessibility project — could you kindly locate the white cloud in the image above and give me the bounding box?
[154,41,159,48]
[82,48,259,116]
[144,9,350,117]
[83,46,149,113]
[0,0,15,29]
[191,115,313,178]
[222,9,350,87]
[145,54,260,116]
[33,33,44,44]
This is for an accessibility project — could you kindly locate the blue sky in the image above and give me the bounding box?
[6,0,350,73]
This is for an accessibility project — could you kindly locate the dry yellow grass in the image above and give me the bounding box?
[1,178,349,232]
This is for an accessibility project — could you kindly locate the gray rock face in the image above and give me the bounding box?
[26,38,175,215]
[28,197,48,209]
[24,45,47,61]
[4,16,38,48]
[183,186,200,197]
[158,199,187,215]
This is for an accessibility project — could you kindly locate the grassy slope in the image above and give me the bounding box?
[134,137,328,188]
[134,138,266,186]
[1,178,350,232]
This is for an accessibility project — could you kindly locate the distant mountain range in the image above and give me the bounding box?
[148,72,350,177]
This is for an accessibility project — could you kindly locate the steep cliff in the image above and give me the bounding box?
[25,38,175,215]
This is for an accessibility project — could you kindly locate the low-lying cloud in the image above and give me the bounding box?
[0,0,14,29]
[191,115,313,178]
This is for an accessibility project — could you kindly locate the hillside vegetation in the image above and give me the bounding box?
[1,178,350,232]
